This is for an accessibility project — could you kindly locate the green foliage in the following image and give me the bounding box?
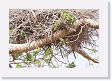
[53,20,59,31]
[25,54,34,61]
[45,47,52,56]
[9,27,13,32]
[43,47,52,61]
[12,53,21,60]
[92,49,97,53]
[61,11,75,24]
[32,48,40,56]
[16,64,22,68]
[9,29,13,32]
[66,62,76,68]
[34,60,41,65]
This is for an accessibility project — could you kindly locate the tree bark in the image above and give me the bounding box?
[9,29,70,54]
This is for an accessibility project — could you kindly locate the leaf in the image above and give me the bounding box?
[92,49,97,53]
[61,11,75,24]
[25,54,34,61]
[45,47,52,56]
[53,20,58,31]
[9,27,13,32]
[15,53,21,59]
[34,60,41,65]
[33,48,40,56]
[66,62,76,68]
[16,64,22,68]
[9,29,13,32]
[12,53,21,60]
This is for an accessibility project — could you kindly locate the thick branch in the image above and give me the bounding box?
[69,42,99,63]
[9,19,99,56]
[9,29,70,54]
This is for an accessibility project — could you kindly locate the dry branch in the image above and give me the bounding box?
[69,42,99,63]
[9,19,99,63]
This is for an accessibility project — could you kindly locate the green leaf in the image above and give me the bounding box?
[45,47,52,56]
[9,29,13,32]
[25,54,34,61]
[12,53,21,60]
[61,11,75,24]
[14,53,21,59]
[34,60,41,65]
[9,27,13,32]
[66,62,76,68]
[92,49,97,53]
[53,20,58,31]
[16,64,22,68]
[33,48,40,56]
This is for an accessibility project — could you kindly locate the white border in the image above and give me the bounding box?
[0,0,108,77]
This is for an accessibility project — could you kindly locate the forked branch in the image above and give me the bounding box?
[9,18,99,63]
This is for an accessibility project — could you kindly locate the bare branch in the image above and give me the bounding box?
[68,42,99,63]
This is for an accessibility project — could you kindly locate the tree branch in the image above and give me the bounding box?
[68,42,99,63]
[9,29,70,54]
[9,19,99,57]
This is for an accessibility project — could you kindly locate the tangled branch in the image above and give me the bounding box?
[9,18,99,63]
[9,9,99,68]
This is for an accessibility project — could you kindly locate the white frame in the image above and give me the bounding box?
[0,0,108,78]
